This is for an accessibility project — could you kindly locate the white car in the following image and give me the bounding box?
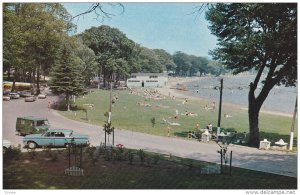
[9,92,20,99]
[3,96,10,101]
[37,94,47,99]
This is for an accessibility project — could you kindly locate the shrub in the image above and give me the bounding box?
[3,146,21,161]
[27,148,37,159]
[137,149,146,165]
[152,154,160,165]
[128,151,134,165]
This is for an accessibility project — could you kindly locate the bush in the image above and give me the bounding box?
[152,154,160,165]
[27,148,37,159]
[137,149,146,165]
[3,146,21,161]
[128,151,134,165]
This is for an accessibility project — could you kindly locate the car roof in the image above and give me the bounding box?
[47,129,73,133]
[17,116,48,121]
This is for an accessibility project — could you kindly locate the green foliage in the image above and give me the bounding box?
[135,46,163,73]
[173,51,220,76]
[3,148,297,189]
[78,25,137,87]
[137,149,146,164]
[3,3,75,93]
[128,150,134,165]
[206,3,297,147]
[152,154,160,165]
[3,146,21,161]
[50,41,85,110]
[206,3,297,84]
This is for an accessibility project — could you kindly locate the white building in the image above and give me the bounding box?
[126,73,168,88]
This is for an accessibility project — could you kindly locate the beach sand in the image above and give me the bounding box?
[155,76,293,118]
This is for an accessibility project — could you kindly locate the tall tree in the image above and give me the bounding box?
[173,51,192,76]
[79,25,137,88]
[3,3,74,93]
[50,40,85,111]
[73,38,97,85]
[206,3,297,147]
[153,49,176,72]
[136,47,163,73]
[3,3,28,90]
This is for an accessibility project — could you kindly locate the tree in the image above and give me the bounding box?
[136,47,163,73]
[72,38,97,85]
[79,25,137,88]
[3,3,75,94]
[50,40,85,111]
[173,51,192,76]
[3,4,26,91]
[153,49,176,72]
[206,3,297,147]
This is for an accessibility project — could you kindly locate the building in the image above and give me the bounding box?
[126,73,168,88]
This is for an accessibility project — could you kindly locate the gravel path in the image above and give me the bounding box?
[2,92,297,177]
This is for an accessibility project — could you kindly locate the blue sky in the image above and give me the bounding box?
[63,3,217,58]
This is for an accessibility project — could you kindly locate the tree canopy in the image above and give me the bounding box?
[78,25,137,87]
[206,3,297,147]
[3,3,74,93]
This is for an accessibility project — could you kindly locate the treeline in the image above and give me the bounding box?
[3,3,224,94]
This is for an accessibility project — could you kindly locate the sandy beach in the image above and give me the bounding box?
[156,76,294,118]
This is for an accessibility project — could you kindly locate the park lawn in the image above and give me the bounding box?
[3,148,297,189]
[59,89,297,146]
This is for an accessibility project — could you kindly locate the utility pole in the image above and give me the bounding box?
[217,78,223,135]
[108,81,112,124]
[289,96,297,151]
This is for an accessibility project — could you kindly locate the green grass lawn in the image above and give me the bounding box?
[3,147,297,189]
[58,89,297,147]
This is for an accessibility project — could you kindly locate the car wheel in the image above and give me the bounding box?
[28,142,37,149]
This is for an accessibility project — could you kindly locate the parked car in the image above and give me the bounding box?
[23,129,90,149]
[37,93,47,99]
[16,116,50,135]
[25,95,36,102]
[9,92,20,99]
[3,96,10,101]
[18,90,32,97]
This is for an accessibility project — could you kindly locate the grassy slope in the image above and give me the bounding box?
[59,89,296,144]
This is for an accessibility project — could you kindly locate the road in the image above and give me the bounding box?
[2,93,297,177]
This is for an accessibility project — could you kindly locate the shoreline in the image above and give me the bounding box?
[156,76,293,118]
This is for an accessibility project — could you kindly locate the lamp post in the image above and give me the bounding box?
[217,78,223,135]
[104,80,115,147]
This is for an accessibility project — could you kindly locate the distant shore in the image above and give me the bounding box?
[156,76,293,118]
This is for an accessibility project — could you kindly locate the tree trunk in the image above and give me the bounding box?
[36,65,41,95]
[11,73,16,92]
[7,68,11,81]
[248,102,260,147]
[66,93,70,111]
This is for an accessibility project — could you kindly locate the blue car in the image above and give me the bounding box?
[23,129,90,149]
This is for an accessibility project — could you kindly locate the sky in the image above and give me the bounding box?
[63,2,218,58]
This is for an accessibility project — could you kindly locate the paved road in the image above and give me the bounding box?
[2,94,297,177]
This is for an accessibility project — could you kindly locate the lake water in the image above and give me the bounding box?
[184,75,297,114]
